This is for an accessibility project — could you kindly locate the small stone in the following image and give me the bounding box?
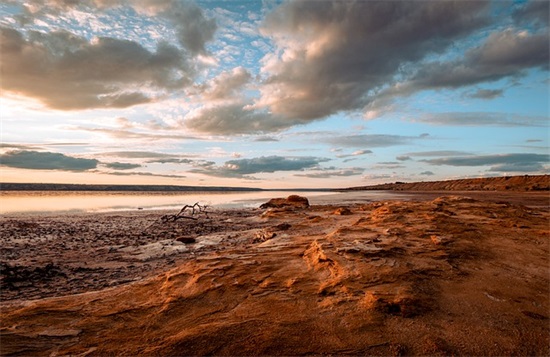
[430,235,449,245]
[274,223,292,231]
[254,230,277,243]
[176,237,196,244]
[333,207,352,215]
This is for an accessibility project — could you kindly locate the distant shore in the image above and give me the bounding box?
[345,174,549,192]
[2,174,548,192]
[0,182,263,192]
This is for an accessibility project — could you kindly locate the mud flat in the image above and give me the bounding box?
[1,192,549,356]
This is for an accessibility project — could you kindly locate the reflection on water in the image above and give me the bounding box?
[0,191,337,214]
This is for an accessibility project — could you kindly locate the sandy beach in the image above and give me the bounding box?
[1,190,549,356]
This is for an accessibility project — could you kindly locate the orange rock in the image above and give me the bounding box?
[333,207,352,215]
[260,195,309,209]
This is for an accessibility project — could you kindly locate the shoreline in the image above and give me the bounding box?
[2,189,548,217]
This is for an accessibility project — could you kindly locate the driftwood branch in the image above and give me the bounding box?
[160,202,210,223]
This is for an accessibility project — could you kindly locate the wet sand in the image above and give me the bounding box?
[1,191,549,356]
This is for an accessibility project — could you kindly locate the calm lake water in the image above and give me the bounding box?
[0,191,341,215]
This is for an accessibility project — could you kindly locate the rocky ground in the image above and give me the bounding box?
[1,192,549,356]
[0,208,271,301]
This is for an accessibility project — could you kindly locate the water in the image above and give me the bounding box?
[0,190,343,215]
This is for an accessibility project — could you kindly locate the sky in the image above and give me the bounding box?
[0,0,548,189]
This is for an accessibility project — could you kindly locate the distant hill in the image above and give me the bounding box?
[0,183,262,192]
[346,174,549,192]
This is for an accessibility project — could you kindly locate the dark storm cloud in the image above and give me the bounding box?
[192,155,329,178]
[417,112,548,127]
[0,27,193,110]
[259,0,491,120]
[326,134,420,148]
[0,150,98,171]
[103,162,142,170]
[463,89,503,100]
[421,153,549,173]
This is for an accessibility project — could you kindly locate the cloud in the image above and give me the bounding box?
[420,171,435,176]
[396,155,412,161]
[463,88,503,100]
[131,0,174,15]
[0,150,98,171]
[0,142,91,153]
[71,127,199,141]
[185,103,297,135]
[361,173,395,181]
[1,27,193,110]
[406,150,474,157]
[421,153,549,173]
[335,149,373,159]
[326,134,420,148]
[100,151,201,165]
[191,155,329,178]
[10,0,217,56]
[416,112,548,127]
[254,136,279,142]
[0,143,37,151]
[513,0,549,27]
[401,28,549,92]
[103,171,186,179]
[146,158,195,164]
[103,162,142,170]
[372,162,405,170]
[256,0,491,121]
[99,151,183,159]
[197,67,252,101]
[295,167,364,179]
[164,0,217,55]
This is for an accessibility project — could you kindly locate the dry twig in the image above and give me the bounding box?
[160,202,210,222]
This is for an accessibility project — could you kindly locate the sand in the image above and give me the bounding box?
[1,191,549,356]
